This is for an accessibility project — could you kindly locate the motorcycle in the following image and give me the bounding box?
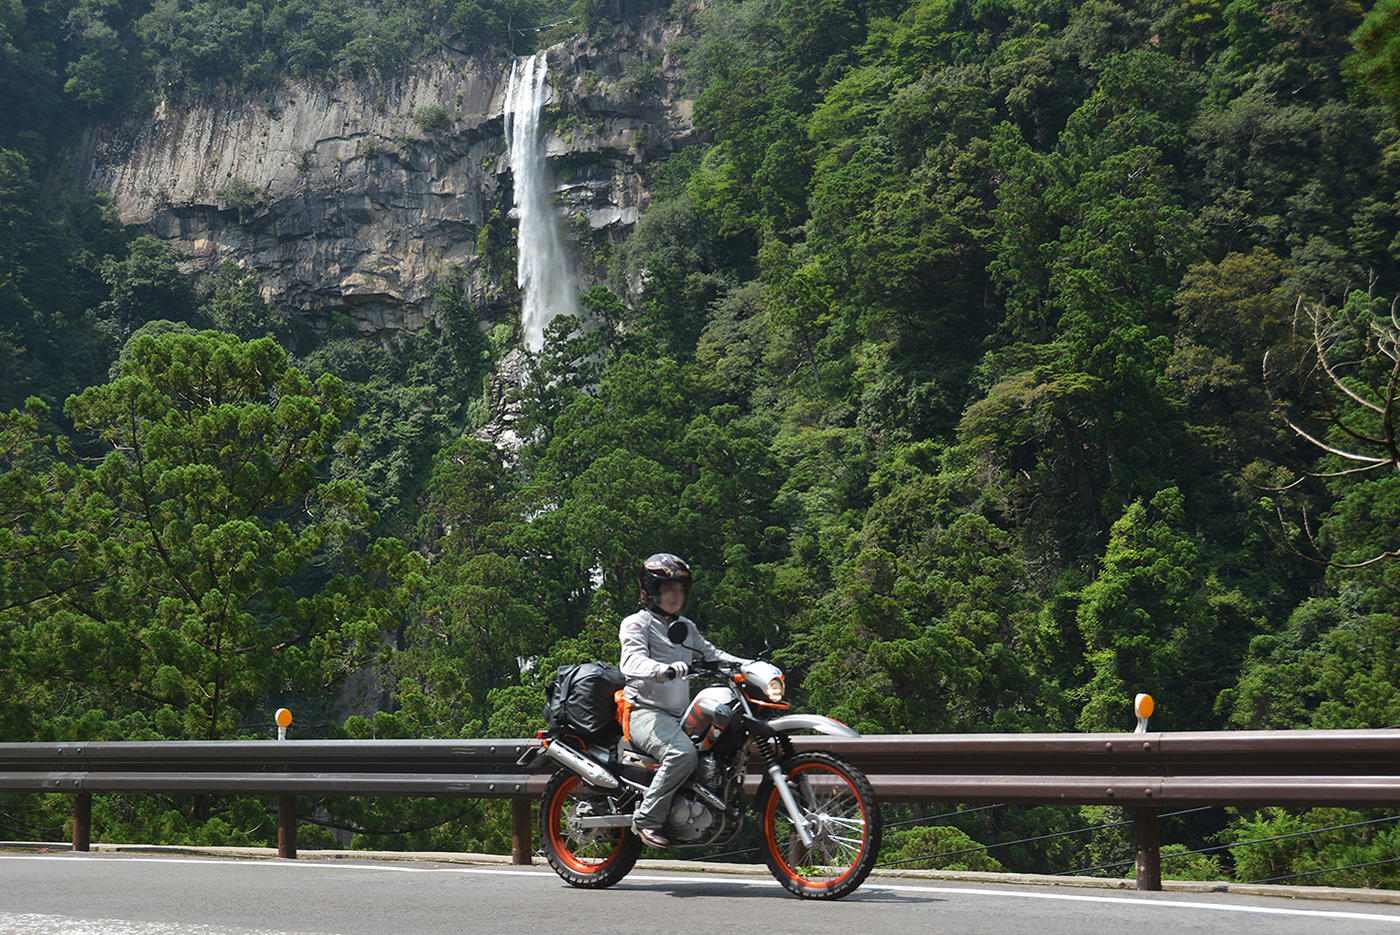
[519,657,882,900]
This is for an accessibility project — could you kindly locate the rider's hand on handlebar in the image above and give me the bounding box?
[666,661,690,680]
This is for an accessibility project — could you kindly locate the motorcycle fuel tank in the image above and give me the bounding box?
[682,687,734,751]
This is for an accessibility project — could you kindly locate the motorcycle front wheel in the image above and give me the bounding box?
[758,750,882,899]
[539,770,641,888]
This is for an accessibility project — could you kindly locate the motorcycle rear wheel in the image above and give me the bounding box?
[758,750,882,899]
[539,770,641,888]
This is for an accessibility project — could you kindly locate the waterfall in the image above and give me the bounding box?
[504,54,581,353]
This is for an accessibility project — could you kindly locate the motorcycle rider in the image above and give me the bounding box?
[619,552,746,849]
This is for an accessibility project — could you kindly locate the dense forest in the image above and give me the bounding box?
[5,0,1400,885]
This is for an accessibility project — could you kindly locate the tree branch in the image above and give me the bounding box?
[1262,294,1400,568]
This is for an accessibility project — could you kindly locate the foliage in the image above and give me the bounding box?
[1,332,421,752]
[3,0,1400,878]
[879,823,1004,872]
[1076,488,1257,731]
[1222,808,1400,888]
[1157,843,1224,882]
[96,235,199,343]
[0,149,124,411]
[1347,0,1400,111]
[298,267,493,534]
[3,0,598,144]
[413,105,454,134]
[203,261,290,342]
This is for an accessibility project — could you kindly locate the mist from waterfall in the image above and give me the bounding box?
[505,54,580,353]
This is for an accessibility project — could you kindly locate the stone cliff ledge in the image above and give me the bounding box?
[72,20,696,337]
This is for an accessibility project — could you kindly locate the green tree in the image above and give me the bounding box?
[1077,488,1257,730]
[0,399,97,739]
[1349,0,1400,109]
[61,0,134,107]
[97,235,198,341]
[391,437,542,731]
[0,149,120,409]
[879,823,1004,872]
[1223,807,1400,888]
[203,261,288,342]
[1167,248,1293,448]
[43,330,419,740]
[1219,596,1400,729]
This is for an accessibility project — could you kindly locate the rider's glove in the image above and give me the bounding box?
[666,661,689,681]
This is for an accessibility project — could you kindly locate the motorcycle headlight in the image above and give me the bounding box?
[741,660,787,704]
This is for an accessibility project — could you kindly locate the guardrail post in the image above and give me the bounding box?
[278,794,297,859]
[72,793,92,852]
[511,797,532,865]
[1133,807,1161,891]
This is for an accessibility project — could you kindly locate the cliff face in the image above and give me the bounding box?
[73,19,695,336]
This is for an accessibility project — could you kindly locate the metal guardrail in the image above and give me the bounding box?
[3,730,1397,890]
[801,730,1400,807]
[0,739,548,864]
[0,739,543,797]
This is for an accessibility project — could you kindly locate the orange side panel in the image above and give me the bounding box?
[615,689,631,743]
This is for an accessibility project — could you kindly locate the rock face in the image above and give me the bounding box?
[73,18,695,336]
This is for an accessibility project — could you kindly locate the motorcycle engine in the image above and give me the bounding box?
[695,753,722,789]
[666,794,716,843]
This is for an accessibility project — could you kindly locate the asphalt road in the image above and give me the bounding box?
[4,852,1400,935]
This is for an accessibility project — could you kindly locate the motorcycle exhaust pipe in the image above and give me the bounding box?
[543,740,620,790]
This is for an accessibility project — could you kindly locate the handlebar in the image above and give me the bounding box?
[687,659,741,677]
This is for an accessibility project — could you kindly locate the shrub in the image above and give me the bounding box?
[413,105,453,134]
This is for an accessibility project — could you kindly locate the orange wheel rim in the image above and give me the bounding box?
[549,774,623,874]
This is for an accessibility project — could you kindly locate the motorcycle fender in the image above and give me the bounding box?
[763,714,861,737]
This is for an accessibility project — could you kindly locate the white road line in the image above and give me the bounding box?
[3,854,1400,924]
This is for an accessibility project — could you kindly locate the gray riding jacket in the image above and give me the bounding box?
[619,609,743,717]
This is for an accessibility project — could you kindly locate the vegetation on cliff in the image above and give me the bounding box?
[4,0,1400,886]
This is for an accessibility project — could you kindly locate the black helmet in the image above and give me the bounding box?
[639,552,692,610]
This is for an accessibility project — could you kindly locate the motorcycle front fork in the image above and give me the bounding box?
[765,763,816,847]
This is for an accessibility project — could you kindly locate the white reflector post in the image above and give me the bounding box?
[1134,694,1154,734]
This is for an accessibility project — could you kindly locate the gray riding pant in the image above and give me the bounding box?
[628,705,698,831]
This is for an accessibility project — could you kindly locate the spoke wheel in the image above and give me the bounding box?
[539,770,640,888]
[759,751,882,899]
